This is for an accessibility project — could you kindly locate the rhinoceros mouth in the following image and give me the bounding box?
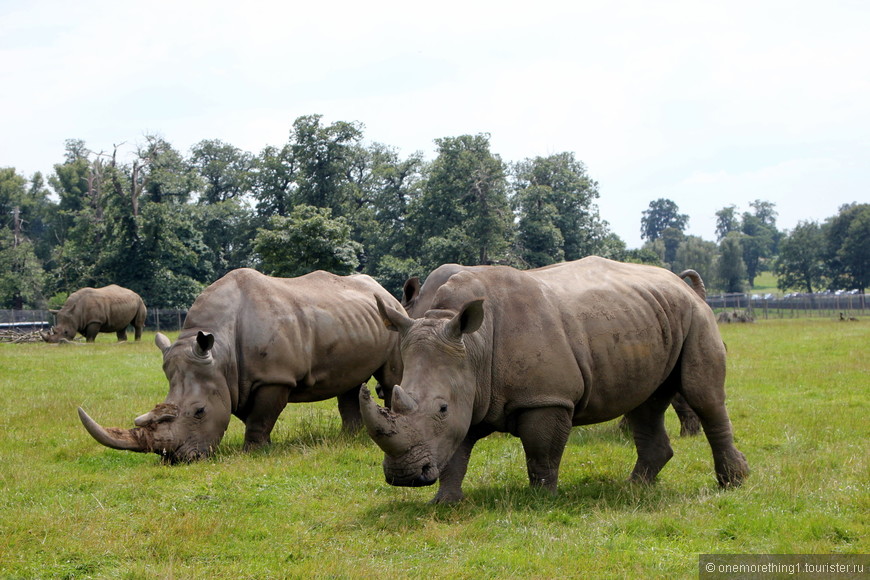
[157,443,215,464]
[383,455,440,487]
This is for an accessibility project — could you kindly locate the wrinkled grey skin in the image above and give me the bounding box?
[403,263,702,437]
[361,257,748,503]
[78,268,403,463]
[42,285,146,343]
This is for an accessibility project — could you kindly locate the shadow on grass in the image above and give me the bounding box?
[356,473,714,533]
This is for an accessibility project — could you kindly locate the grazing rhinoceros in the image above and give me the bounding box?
[361,257,748,503]
[42,285,146,343]
[78,268,403,463]
[402,263,702,437]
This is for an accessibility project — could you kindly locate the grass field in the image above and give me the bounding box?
[0,318,867,578]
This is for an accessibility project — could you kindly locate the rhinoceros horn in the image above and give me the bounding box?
[359,384,418,456]
[77,407,151,452]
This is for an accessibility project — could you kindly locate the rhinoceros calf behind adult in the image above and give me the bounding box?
[78,268,403,463]
[42,285,146,343]
[361,257,749,503]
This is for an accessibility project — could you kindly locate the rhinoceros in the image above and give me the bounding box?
[42,285,146,343]
[78,268,403,463]
[402,263,702,437]
[361,257,748,503]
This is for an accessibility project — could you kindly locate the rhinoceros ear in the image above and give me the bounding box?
[195,331,215,357]
[401,277,421,307]
[446,298,485,339]
[155,332,172,354]
[375,294,412,334]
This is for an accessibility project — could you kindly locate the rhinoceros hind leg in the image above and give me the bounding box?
[671,393,701,437]
[116,329,128,342]
[624,392,674,483]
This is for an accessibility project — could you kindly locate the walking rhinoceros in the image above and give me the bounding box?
[361,257,748,503]
[402,263,702,437]
[42,285,146,343]
[78,268,403,463]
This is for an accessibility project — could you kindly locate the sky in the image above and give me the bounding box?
[2,0,868,249]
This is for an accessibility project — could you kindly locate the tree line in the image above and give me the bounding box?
[1,114,867,310]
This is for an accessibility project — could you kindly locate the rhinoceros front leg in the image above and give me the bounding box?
[336,384,363,433]
[242,384,289,450]
[84,322,101,342]
[515,407,573,494]
[432,425,493,504]
[115,329,129,342]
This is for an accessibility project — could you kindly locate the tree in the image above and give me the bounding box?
[775,220,826,293]
[290,115,363,215]
[354,143,424,277]
[513,153,608,265]
[0,168,47,308]
[716,233,747,293]
[253,143,297,218]
[189,139,254,204]
[825,203,870,291]
[672,235,718,283]
[515,184,564,267]
[254,205,362,278]
[715,205,739,241]
[640,198,688,241]
[409,134,513,270]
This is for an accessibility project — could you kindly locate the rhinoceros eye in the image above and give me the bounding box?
[194,407,206,418]
[439,403,448,415]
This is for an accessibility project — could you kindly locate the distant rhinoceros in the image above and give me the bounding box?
[361,257,748,503]
[402,263,702,437]
[42,285,146,343]
[78,268,403,463]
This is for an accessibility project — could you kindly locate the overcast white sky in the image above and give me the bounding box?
[2,0,868,248]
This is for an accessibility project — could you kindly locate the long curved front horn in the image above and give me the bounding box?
[77,407,152,452]
[359,385,417,456]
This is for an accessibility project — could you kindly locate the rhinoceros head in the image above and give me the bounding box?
[360,295,484,487]
[78,331,232,463]
[41,310,76,343]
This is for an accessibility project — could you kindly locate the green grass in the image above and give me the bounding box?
[0,321,867,578]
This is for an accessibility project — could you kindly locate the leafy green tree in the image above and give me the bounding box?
[775,220,826,293]
[290,115,363,215]
[515,184,564,267]
[410,134,513,270]
[0,229,45,308]
[194,200,257,279]
[740,213,775,288]
[824,203,870,291]
[716,233,747,293]
[253,143,297,218]
[0,168,48,307]
[189,139,254,204]
[715,205,739,241]
[254,204,362,277]
[640,198,688,242]
[513,153,607,264]
[672,235,718,282]
[354,143,424,276]
[660,226,685,265]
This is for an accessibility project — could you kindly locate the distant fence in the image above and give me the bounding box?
[0,294,865,332]
[0,309,188,332]
[706,292,866,319]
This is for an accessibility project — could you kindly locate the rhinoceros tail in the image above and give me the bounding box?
[678,269,706,301]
